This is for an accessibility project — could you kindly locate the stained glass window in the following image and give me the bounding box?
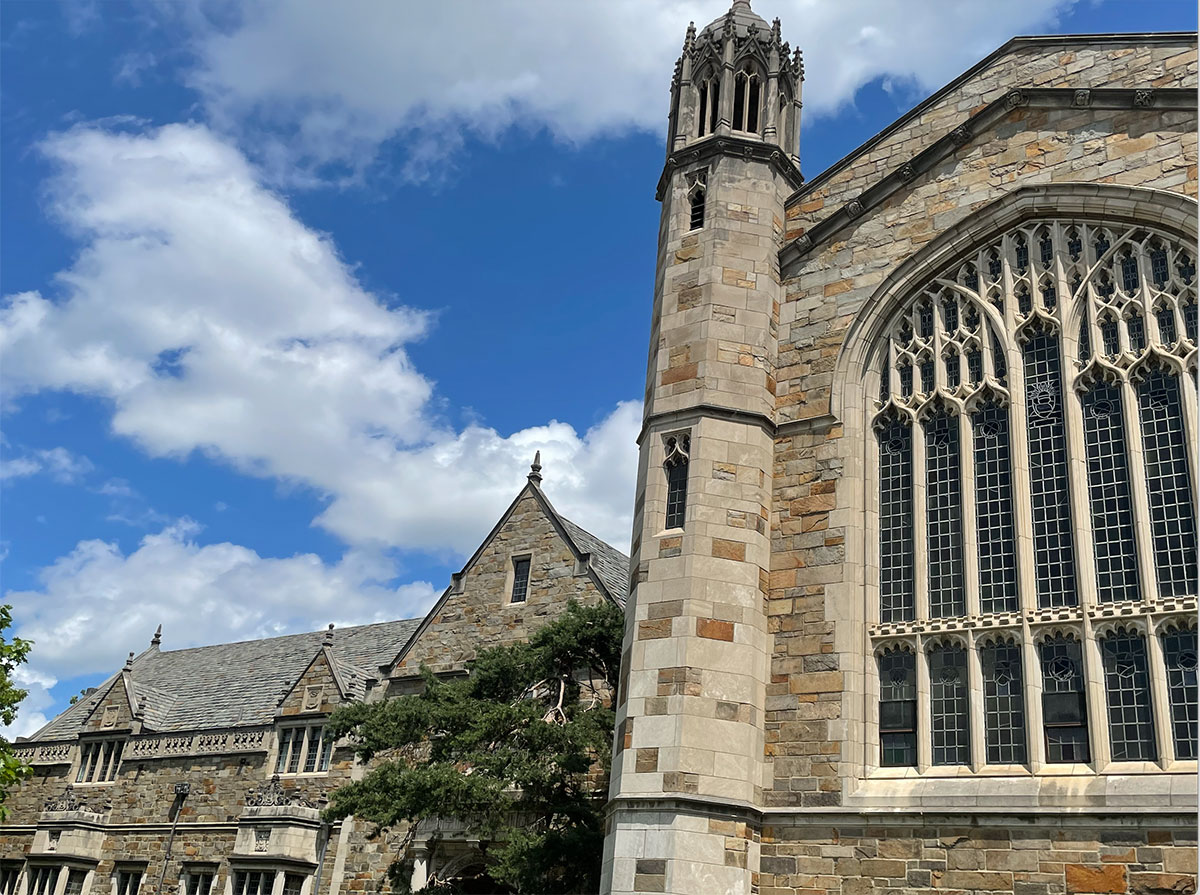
[925,412,965,618]
[1080,383,1139,603]
[1162,627,1198,760]
[1100,630,1156,761]
[1040,636,1090,763]
[929,645,970,765]
[981,641,1027,764]
[879,650,917,767]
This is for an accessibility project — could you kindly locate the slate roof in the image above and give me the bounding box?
[559,517,630,607]
[28,618,420,742]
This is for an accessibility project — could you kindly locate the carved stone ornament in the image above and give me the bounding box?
[899,162,917,182]
[949,125,972,147]
[1133,89,1155,107]
[846,198,864,219]
[254,829,271,852]
[43,785,106,813]
[793,234,812,253]
[1073,89,1092,108]
[302,686,323,711]
[245,774,316,809]
[1005,89,1027,109]
[47,831,60,852]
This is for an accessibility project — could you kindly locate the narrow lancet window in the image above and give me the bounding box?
[1040,635,1090,763]
[973,403,1017,613]
[1137,369,1198,596]
[925,411,965,618]
[510,556,531,604]
[1081,383,1140,603]
[929,644,970,765]
[1022,328,1078,607]
[664,433,690,530]
[1162,626,1198,760]
[878,416,914,622]
[981,640,1027,764]
[1100,629,1157,761]
[878,649,917,767]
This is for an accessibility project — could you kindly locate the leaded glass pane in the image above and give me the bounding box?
[665,460,688,530]
[926,413,965,618]
[1157,307,1178,343]
[966,347,982,385]
[1184,299,1197,343]
[1100,316,1119,356]
[1150,248,1169,286]
[1078,318,1091,362]
[879,418,915,622]
[1023,331,1078,607]
[878,651,917,768]
[1100,631,1157,761]
[981,642,1027,764]
[1040,637,1090,763]
[1127,311,1146,352]
[1162,628,1198,760]
[930,645,970,765]
[973,405,1017,613]
[1120,253,1139,292]
[944,352,960,388]
[1081,384,1140,603]
[920,358,934,393]
[1137,370,1198,597]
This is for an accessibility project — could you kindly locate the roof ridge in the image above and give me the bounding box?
[141,616,424,658]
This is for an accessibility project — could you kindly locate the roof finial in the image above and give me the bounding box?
[124,652,135,672]
[528,450,543,484]
[151,625,162,648]
[324,623,335,646]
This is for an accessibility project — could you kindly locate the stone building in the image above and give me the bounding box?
[1,469,628,894]
[4,3,1198,895]
[601,3,1198,895]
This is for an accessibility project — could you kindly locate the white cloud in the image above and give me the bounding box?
[0,446,93,484]
[171,0,1076,183]
[1,122,639,556]
[5,519,440,710]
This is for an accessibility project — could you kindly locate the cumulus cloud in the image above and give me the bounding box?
[4,518,439,736]
[171,0,1077,182]
[1,121,639,555]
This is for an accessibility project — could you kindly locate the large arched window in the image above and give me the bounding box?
[868,216,1197,772]
[695,70,720,138]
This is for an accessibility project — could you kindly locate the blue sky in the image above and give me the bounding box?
[2,0,1195,735]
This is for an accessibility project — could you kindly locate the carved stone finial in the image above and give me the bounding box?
[528,451,543,484]
[124,652,135,672]
[324,623,334,646]
[151,625,162,648]
[684,20,696,51]
[793,47,805,80]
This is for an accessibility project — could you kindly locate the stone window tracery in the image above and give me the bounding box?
[732,64,762,134]
[867,215,1198,773]
[695,71,720,137]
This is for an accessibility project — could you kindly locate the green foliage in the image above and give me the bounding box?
[0,605,33,820]
[325,599,625,895]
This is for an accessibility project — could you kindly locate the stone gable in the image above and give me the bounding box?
[277,649,344,718]
[392,488,609,678]
[81,677,136,734]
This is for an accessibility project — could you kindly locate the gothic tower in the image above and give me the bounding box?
[602,3,803,892]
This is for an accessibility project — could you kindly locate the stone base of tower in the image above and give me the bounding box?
[601,799,759,895]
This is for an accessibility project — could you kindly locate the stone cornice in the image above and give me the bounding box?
[606,794,1199,826]
[656,134,804,201]
[779,86,1198,279]
[640,403,839,445]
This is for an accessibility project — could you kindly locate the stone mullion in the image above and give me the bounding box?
[1006,305,1037,616]
[916,639,932,772]
[1023,624,1046,772]
[1060,248,1096,612]
[1145,622,1174,765]
[966,635,986,771]
[269,871,285,895]
[912,417,929,622]
[1081,617,1112,770]
[50,870,67,895]
[1120,376,1158,604]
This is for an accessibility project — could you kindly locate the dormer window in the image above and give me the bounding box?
[732,65,761,134]
[275,723,331,775]
[76,737,124,784]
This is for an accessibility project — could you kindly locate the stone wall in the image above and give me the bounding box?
[766,34,1198,810]
[759,818,1198,895]
[391,489,609,679]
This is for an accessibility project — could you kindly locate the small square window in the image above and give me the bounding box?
[180,868,216,895]
[115,868,143,895]
[511,557,531,604]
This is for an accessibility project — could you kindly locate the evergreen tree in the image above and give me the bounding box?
[325,599,624,894]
